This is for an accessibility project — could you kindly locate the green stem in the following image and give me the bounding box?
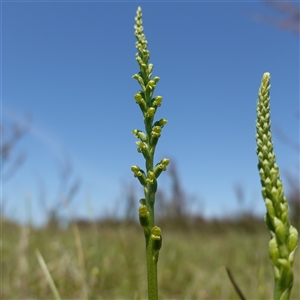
[144,137,158,300]
[145,203,158,300]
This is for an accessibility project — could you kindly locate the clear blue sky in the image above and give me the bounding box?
[2,1,299,226]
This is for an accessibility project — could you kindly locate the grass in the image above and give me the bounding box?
[1,218,299,299]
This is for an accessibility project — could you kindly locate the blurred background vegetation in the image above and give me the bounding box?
[1,210,299,299]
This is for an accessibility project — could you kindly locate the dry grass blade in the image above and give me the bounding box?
[35,248,62,300]
[226,267,247,300]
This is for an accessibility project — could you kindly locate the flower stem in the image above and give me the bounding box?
[131,7,169,300]
[256,73,298,300]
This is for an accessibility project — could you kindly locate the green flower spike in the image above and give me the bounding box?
[256,72,298,300]
[131,6,169,300]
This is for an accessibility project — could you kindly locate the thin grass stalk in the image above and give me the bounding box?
[63,195,89,299]
[35,248,62,300]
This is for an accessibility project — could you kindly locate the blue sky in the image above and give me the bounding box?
[2,1,299,226]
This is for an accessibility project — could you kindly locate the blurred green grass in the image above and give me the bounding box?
[1,218,299,299]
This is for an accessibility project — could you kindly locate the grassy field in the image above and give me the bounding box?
[1,218,299,299]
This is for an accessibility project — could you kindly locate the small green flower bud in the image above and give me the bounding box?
[146,171,157,194]
[264,177,272,190]
[136,55,143,64]
[139,205,149,227]
[153,158,170,178]
[271,186,279,201]
[136,141,150,160]
[154,118,168,128]
[274,217,286,243]
[277,258,290,269]
[265,198,275,219]
[150,122,166,146]
[134,92,143,102]
[151,226,162,252]
[146,170,156,183]
[131,165,140,175]
[161,158,170,169]
[146,107,155,118]
[147,64,153,77]
[132,73,145,86]
[146,84,155,98]
[134,92,145,104]
[131,165,147,186]
[132,129,147,142]
[153,76,160,83]
[151,126,161,138]
[132,129,139,138]
[139,205,148,218]
[152,226,161,236]
[136,140,146,148]
[280,202,287,214]
[289,250,296,265]
[269,237,279,267]
[258,152,264,160]
[136,140,145,150]
[148,80,156,88]
[281,212,287,224]
[288,226,298,253]
[134,93,147,112]
[152,95,163,107]
[142,49,149,56]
